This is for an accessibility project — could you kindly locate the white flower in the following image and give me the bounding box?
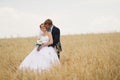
[36,39,43,46]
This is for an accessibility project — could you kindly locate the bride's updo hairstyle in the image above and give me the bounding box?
[39,23,47,29]
[40,23,44,28]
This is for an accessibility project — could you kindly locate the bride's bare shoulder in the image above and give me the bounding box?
[47,32,52,35]
[46,32,52,38]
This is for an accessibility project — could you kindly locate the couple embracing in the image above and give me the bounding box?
[19,19,62,72]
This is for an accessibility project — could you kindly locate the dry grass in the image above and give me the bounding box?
[0,32,120,80]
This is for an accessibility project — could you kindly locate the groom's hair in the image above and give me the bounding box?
[44,19,53,26]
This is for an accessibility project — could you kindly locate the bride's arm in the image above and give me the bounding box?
[42,32,53,46]
[37,32,53,51]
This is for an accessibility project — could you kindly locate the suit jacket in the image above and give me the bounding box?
[49,26,62,53]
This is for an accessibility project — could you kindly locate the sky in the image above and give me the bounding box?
[0,0,120,38]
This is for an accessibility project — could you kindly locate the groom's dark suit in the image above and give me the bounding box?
[49,26,62,59]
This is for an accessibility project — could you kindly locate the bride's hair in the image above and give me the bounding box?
[40,23,44,28]
[40,23,47,30]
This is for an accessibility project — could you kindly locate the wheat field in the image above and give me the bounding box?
[0,32,120,80]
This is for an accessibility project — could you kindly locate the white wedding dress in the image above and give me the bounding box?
[19,35,60,72]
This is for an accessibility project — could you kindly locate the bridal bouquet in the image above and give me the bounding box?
[36,39,43,46]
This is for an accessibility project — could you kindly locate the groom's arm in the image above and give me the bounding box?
[53,28,60,46]
[50,28,60,47]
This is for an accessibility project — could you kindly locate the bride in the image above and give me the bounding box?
[19,24,60,72]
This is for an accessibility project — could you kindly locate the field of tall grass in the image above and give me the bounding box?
[0,32,120,80]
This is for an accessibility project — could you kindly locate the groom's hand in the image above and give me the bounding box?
[37,46,41,51]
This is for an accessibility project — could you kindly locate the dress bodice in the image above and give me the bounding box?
[40,35,49,43]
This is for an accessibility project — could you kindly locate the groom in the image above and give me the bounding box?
[44,19,62,59]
